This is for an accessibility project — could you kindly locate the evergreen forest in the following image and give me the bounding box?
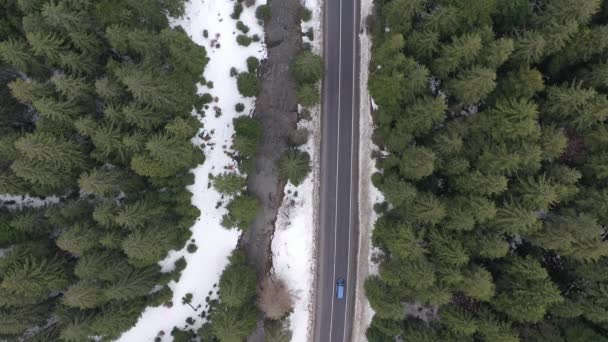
[0,0,208,340]
[367,0,608,340]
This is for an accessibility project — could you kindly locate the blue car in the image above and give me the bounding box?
[336,278,345,299]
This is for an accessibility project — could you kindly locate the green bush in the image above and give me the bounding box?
[236,34,252,47]
[246,56,260,73]
[233,116,262,159]
[301,7,312,22]
[293,50,324,84]
[231,2,243,19]
[288,128,309,147]
[235,102,245,112]
[277,150,311,186]
[237,72,259,97]
[256,4,271,21]
[297,83,320,107]
[221,194,260,230]
[236,20,250,34]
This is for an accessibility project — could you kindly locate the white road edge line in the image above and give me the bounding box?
[328,0,344,338]
[342,0,357,340]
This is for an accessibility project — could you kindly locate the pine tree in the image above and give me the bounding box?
[432,33,482,77]
[440,305,478,336]
[68,31,101,55]
[92,201,120,228]
[1,255,69,304]
[74,251,133,282]
[479,38,514,69]
[475,145,521,175]
[113,66,179,109]
[218,251,257,307]
[121,103,165,130]
[121,226,177,266]
[405,30,439,63]
[514,175,561,210]
[491,200,541,235]
[0,39,35,72]
[365,276,404,320]
[104,267,157,301]
[14,132,85,171]
[512,30,546,64]
[131,133,201,177]
[210,304,258,342]
[221,194,259,230]
[56,223,102,255]
[264,321,292,342]
[115,199,165,230]
[398,146,435,180]
[41,1,89,32]
[50,74,92,100]
[397,96,446,137]
[58,51,96,75]
[26,31,64,63]
[94,77,125,102]
[277,150,311,186]
[457,266,495,301]
[447,66,496,105]
[232,116,262,159]
[296,83,320,107]
[407,192,446,225]
[429,230,469,266]
[78,167,132,197]
[8,78,53,104]
[292,50,324,84]
[32,97,82,123]
[492,257,563,322]
[377,174,418,207]
[213,172,247,195]
[88,301,146,339]
[540,125,567,160]
[452,171,508,196]
[63,281,107,309]
[373,218,426,260]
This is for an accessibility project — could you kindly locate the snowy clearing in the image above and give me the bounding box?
[117,0,266,340]
[352,0,384,339]
[270,0,323,340]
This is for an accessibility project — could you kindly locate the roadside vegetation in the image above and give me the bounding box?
[366,0,608,340]
[0,0,206,340]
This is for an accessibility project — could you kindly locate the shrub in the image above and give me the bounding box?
[233,116,262,159]
[235,102,245,112]
[305,27,314,41]
[277,150,311,186]
[231,2,243,19]
[246,56,260,73]
[252,34,260,42]
[301,7,312,22]
[236,35,252,46]
[293,50,324,84]
[236,21,250,34]
[221,194,260,230]
[257,277,293,320]
[288,128,309,147]
[256,5,271,21]
[186,243,197,253]
[297,83,320,107]
[213,172,247,195]
[237,72,259,97]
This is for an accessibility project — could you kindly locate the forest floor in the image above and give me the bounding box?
[116,0,266,340]
[351,0,384,340]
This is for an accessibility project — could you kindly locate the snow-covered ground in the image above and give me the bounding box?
[352,0,384,339]
[270,0,323,341]
[0,194,60,210]
[117,0,266,340]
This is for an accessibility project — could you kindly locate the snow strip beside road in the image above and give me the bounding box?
[351,0,385,339]
[270,0,323,340]
[117,0,266,340]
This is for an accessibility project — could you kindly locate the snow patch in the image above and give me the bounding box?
[0,194,60,210]
[116,0,266,340]
[352,0,385,339]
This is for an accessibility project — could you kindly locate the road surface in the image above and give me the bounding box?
[314,0,360,339]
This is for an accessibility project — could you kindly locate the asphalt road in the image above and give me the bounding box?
[313,0,359,339]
